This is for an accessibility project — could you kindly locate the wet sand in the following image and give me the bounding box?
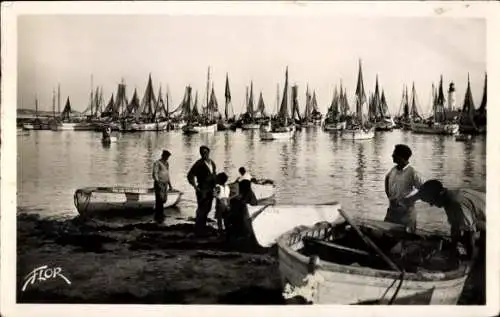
[17,213,485,305]
[17,213,284,304]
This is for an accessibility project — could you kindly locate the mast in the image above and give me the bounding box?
[206,66,210,121]
[35,95,39,119]
[57,84,61,114]
[90,74,94,117]
[224,73,231,120]
[52,88,56,118]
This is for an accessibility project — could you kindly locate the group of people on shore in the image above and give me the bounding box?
[152,143,486,260]
[152,145,258,241]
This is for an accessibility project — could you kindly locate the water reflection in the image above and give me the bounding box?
[18,129,487,226]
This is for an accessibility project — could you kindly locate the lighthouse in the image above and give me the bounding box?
[447,82,456,111]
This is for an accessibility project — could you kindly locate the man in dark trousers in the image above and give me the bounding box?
[152,150,173,223]
[187,145,217,235]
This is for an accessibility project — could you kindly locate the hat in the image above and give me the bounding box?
[162,150,171,158]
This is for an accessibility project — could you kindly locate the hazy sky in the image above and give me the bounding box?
[17,15,486,116]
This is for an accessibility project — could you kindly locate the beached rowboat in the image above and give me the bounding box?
[248,201,342,248]
[74,187,183,218]
[278,216,472,304]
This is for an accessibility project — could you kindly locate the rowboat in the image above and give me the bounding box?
[228,179,276,204]
[74,187,183,218]
[182,123,217,134]
[341,127,375,140]
[278,215,472,304]
[248,201,343,248]
[323,121,346,132]
[241,123,261,130]
[260,125,295,141]
[411,122,459,135]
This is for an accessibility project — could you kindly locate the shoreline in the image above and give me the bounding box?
[16,213,484,305]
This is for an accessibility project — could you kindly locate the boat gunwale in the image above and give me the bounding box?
[277,219,470,282]
[75,186,184,195]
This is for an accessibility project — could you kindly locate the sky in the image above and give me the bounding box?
[17,15,486,117]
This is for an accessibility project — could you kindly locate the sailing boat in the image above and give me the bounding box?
[324,84,347,131]
[473,72,487,134]
[369,76,395,131]
[182,67,217,134]
[22,96,41,130]
[341,60,375,140]
[52,97,79,131]
[458,73,485,135]
[260,67,296,141]
[301,86,322,128]
[374,90,396,131]
[217,73,235,131]
[411,76,459,135]
[241,81,261,130]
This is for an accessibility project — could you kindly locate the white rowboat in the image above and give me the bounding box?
[74,187,183,218]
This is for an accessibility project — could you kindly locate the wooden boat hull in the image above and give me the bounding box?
[74,187,183,218]
[125,121,169,132]
[182,123,217,134]
[323,121,346,131]
[241,123,261,130]
[341,128,375,140]
[248,202,342,248]
[260,126,295,140]
[411,123,459,135]
[52,122,78,131]
[278,219,470,304]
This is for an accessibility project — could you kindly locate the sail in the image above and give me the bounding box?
[278,67,289,119]
[303,85,312,119]
[311,91,319,116]
[155,86,169,120]
[101,94,115,118]
[208,84,221,119]
[291,85,301,121]
[327,87,339,119]
[136,74,157,121]
[108,82,128,119]
[248,81,255,116]
[410,83,422,121]
[478,72,487,113]
[60,97,72,121]
[224,73,232,119]
[355,60,367,122]
[126,89,140,118]
[460,74,476,126]
[380,90,389,117]
[192,91,199,118]
[256,92,266,118]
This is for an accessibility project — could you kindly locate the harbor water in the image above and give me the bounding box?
[17,128,486,231]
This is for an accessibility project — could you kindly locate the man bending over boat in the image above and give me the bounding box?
[384,144,424,233]
[152,150,173,223]
[402,179,485,261]
[187,145,217,236]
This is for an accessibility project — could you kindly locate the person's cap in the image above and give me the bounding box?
[162,150,171,157]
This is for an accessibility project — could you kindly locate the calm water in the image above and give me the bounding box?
[17,128,486,231]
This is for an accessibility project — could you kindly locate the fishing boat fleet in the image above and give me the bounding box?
[18,60,487,142]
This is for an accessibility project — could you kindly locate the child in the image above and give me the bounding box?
[214,172,230,235]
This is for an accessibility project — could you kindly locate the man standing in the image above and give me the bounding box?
[152,150,173,223]
[384,144,423,232]
[187,145,217,235]
[402,179,485,260]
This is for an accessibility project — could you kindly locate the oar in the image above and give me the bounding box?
[337,208,401,273]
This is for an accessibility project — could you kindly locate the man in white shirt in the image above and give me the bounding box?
[384,144,423,232]
[152,150,173,223]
